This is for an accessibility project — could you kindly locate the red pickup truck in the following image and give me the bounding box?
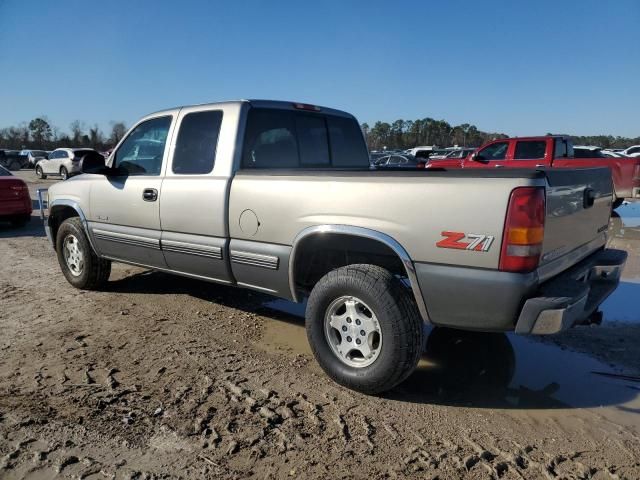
[428,136,640,208]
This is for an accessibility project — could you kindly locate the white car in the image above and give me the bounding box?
[404,146,438,159]
[35,148,101,180]
[621,145,640,158]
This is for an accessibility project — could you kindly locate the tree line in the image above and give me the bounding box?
[0,117,127,152]
[361,119,640,150]
[2,116,638,153]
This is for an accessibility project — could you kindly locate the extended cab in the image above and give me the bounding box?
[39,101,626,394]
[428,136,640,208]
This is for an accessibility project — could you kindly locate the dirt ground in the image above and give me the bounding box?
[1,173,639,479]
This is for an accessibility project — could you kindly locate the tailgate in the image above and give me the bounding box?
[539,167,612,278]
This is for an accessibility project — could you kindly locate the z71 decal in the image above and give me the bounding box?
[436,231,494,252]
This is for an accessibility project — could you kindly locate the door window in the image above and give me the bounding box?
[477,142,508,161]
[113,116,172,176]
[172,111,223,174]
[514,141,546,160]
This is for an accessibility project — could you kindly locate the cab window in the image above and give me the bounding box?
[113,116,172,175]
[242,108,369,169]
[172,111,223,174]
[514,141,546,160]
[477,142,508,161]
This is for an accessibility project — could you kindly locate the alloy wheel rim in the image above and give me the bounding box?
[324,296,382,368]
[63,234,84,276]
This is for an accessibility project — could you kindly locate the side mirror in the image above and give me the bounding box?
[80,151,108,174]
[472,151,487,162]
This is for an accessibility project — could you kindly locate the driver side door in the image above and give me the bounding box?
[87,114,178,268]
[465,141,511,169]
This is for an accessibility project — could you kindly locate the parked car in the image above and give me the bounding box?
[621,145,640,158]
[441,148,476,160]
[373,153,421,168]
[404,146,438,159]
[425,149,452,160]
[0,149,24,171]
[35,148,103,180]
[19,149,49,167]
[0,165,32,226]
[39,100,626,394]
[428,136,640,208]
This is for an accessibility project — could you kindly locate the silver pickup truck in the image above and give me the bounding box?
[39,100,627,394]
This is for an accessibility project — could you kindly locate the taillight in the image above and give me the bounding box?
[499,187,545,273]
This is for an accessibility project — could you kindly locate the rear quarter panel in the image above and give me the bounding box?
[228,171,541,269]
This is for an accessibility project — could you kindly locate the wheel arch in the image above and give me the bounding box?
[288,225,430,324]
[48,200,95,251]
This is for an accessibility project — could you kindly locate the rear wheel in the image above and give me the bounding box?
[35,166,46,179]
[56,217,111,289]
[60,166,69,180]
[9,160,21,171]
[306,264,423,394]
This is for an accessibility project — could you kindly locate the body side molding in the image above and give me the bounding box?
[288,225,431,324]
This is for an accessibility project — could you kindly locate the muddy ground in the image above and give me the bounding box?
[1,172,639,479]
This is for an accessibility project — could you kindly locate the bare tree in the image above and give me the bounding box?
[109,122,127,145]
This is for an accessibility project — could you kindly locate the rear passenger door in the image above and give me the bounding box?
[45,151,61,174]
[159,105,233,283]
[508,139,550,168]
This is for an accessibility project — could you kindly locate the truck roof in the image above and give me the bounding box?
[147,99,355,119]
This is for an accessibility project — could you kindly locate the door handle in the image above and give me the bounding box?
[494,164,504,168]
[535,164,545,167]
[142,188,158,202]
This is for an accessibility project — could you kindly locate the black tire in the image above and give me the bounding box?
[9,160,21,171]
[60,166,68,180]
[10,215,30,227]
[36,166,46,179]
[56,217,111,289]
[612,197,624,209]
[306,264,423,394]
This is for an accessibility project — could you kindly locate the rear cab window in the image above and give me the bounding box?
[241,107,369,169]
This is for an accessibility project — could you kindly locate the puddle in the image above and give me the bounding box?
[603,201,640,324]
[259,298,639,427]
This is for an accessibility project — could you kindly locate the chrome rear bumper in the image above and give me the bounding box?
[515,248,627,335]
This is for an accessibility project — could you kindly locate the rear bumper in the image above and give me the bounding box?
[514,248,627,334]
[415,248,627,334]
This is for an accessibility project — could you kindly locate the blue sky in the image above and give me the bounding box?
[0,0,638,137]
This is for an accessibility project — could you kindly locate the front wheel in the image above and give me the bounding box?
[36,166,46,179]
[306,264,423,394]
[56,217,111,289]
[60,166,69,180]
